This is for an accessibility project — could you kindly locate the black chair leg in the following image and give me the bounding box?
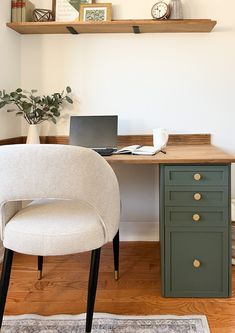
[0,248,14,329]
[38,256,43,280]
[113,230,119,280]
[86,248,101,333]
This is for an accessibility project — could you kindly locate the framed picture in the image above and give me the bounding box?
[53,0,95,22]
[79,3,112,22]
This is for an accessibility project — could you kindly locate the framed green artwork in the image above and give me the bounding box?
[79,3,112,22]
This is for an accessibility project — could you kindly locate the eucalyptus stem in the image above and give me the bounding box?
[0,87,73,125]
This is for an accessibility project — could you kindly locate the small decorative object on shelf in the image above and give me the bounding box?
[11,0,35,23]
[169,0,183,19]
[79,3,112,22]
[151,1,171,20]
[0,87,73,144]
[54,0,94,22]
[33,9,54,22]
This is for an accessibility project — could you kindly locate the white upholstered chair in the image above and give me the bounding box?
[0,144,120,333]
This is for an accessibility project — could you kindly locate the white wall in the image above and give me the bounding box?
[0,0,21,139]
[19,0,235,240]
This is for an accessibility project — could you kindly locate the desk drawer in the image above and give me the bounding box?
[165,207,228,227]
[165,166,228,187]
[165,229,229,297]
[165,186,228,207]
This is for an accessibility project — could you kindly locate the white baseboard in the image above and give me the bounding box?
[119,221,159,241]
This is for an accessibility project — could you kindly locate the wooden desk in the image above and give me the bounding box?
[106,144,235,164]
[105,135,235,298]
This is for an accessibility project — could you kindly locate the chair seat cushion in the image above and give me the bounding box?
[3,199,106,256]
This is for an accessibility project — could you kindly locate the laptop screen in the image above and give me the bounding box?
[69,115,118,148]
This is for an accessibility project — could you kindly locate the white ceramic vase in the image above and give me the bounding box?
[170,0,183,19]
[26,124,40,144]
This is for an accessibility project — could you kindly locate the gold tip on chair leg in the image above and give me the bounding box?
[37,270,42,280]
[114,270,119,281]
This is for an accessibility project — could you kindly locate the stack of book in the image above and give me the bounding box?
[232,200,235,265]
[11,0,35,23]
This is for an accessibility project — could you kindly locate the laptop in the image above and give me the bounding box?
[69,115,118,156]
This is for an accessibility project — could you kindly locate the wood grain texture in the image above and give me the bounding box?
[1,135,234,164]
[6,19,217,35]
[118,134,211,146]
[0,137,23,145]
[105,145,235,164]
[2,242,235,333]
[2,134,211,146]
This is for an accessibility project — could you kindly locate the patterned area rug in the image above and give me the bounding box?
[2,313,210,333]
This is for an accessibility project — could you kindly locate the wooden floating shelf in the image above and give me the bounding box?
[6,19,217,35]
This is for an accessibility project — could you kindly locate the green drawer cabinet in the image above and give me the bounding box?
[160,164,231,298]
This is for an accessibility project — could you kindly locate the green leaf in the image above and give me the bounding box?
[65,96,73,104]
[66,86,72,93]
[3,94,10,102]
[16,88,22,93]
[10,92,18,99]
[0,101,6,108]
[51,117,57,124]
[28,113,36,119]
[22,101,32,111]
[35,108,43,116]
[16,112,23,116]
[34,96,41,103]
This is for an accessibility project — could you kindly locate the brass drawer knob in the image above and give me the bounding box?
[194,173,202,181]
[192,214,200,222]
[193,259,201,268]
[194,193,202,201]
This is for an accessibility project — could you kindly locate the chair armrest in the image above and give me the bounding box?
[0,201,22,240]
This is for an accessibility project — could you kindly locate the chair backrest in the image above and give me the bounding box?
[0,144,120,242]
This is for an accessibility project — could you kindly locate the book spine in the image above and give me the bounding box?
[16,1,22,22]
[21,0,26,22]
[11,0,17,22]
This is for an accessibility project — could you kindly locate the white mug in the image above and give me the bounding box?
[153,128,169,149]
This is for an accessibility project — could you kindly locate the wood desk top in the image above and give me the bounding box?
[105,145,235,165]
[0,134,234,164]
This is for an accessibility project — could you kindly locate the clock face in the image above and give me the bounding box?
[151,2,169,19]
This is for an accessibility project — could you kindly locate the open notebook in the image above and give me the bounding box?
[114,145,161,156]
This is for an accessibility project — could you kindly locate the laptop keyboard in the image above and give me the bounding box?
[93,148,116,156]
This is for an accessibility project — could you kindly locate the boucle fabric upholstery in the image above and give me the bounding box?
[4,200,106,255]
[0,201,22,262]
[0,145,120,255]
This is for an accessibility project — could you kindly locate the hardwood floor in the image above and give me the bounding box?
[3,242,235,333]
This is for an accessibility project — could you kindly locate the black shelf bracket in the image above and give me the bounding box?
[66,26,79,34]
[132,26,141,34]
